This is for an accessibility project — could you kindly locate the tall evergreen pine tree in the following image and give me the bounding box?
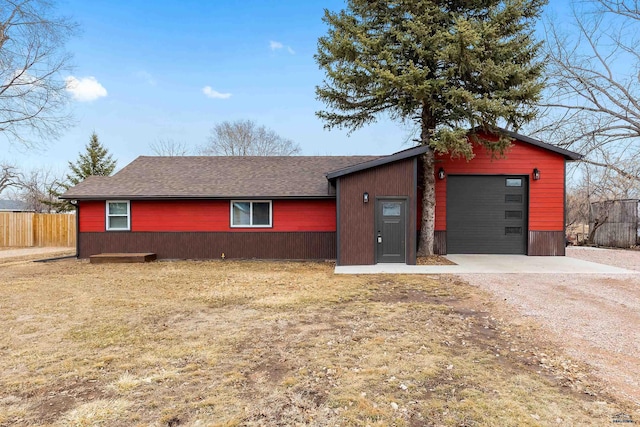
[315,0,546,255]
[47,132,117,212]
[67,132,117,185]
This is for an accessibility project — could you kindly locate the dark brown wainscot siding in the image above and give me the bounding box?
[78,232,336,260]
[338,158,416,266]
[434,231,447,255]
[528,231,565,256]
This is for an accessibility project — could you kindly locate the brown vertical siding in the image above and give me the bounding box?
[528,231,565,256]
[434,231,447,255]
[78,231,336,260]
[338,158,416,265]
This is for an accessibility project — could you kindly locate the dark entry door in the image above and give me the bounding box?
[376,199,406,263]
[447,176,527,254]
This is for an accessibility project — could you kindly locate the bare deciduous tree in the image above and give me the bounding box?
[566,187,590,228]
[149,138,190,156]
[565,161,640,244]
[0,0,77,147]
[15,167,65,212]
[597,0,640,19]
[199,120,301,156]
[0,162,20,194]
[535,0,640,183]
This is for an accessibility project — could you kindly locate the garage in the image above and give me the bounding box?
[446,175,528,254]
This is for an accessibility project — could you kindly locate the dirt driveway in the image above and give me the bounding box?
[0,247,74,264]
[458,246,640,407]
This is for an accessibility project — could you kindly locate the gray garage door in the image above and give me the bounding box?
[447,175,527,254]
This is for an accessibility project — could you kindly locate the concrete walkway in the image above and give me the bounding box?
[334,254,637,274]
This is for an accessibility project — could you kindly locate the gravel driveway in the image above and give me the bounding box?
[458,246,640,407]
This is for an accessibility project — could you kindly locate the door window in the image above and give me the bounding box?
[382,202,401,216]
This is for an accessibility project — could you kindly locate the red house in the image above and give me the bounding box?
[61,130,580,265]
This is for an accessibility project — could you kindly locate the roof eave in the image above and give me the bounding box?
[60,195,338,201]
[326,145,429,180]
[499,129,583,161]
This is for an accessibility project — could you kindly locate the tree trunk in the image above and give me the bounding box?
[587,216,608,245]
[417,103,436,256]
[418,149,436,256]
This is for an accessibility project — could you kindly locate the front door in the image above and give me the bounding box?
[376,199,406,263]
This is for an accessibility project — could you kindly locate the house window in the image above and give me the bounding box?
[106,201,130,231]
[231,201,272,227]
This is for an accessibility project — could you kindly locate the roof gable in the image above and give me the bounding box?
[500,129,582,161]
[326,145,429,180]
[325,131,581,181]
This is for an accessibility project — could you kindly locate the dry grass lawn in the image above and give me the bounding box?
[0,258,634,426]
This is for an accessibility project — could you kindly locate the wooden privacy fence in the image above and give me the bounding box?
[0,212,76,247]
[590,199,639,248]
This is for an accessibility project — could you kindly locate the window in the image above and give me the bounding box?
[231,201,272,227]
[382,202,402,216]
[505,194,523,203]
[106,201,130,231]
[506,178,523,187]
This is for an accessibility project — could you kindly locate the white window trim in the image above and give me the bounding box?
[105,200,131,231]
[230,200,272,228]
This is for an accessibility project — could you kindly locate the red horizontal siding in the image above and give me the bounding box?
[79,200,105,232]
[434,139,565,232]
[133,200,228,232]
[274,199,336,231]
[79,199,336,232]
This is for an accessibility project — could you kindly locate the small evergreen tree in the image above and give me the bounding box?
[67,132,117,185]
[315,0,546,255]
[47,132,117,211]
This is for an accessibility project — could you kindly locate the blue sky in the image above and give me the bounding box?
[6,0,569,174]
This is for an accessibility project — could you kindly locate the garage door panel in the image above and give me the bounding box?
[447,175,527,254]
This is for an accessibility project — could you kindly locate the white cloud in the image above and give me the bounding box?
[65,76,107,102]
[270,40,283,50]
[269,40,295,55]
[202,86,231,99]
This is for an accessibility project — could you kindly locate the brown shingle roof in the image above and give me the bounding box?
[61,155,380,200]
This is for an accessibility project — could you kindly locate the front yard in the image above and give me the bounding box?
[0,258,633,426]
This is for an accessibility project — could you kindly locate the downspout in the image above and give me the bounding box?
[70,200,79,258]
[335,179,341,266]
